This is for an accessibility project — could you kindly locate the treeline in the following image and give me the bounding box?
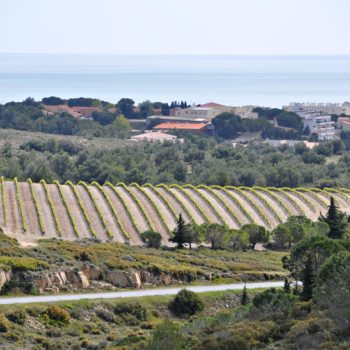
[1,133,350,188]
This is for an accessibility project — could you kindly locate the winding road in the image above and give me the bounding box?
[0,281,284,305]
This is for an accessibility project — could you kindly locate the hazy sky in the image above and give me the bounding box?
[1,0,349,55]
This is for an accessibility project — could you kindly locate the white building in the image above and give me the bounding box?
[302,113,335,140]
[174,103,258,120]
[283,102,350,116]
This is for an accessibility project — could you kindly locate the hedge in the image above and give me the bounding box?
[14,177,27,232]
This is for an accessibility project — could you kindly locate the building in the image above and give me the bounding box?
[303,113,335,140]
[174,103,258,120]
[153,122,208,133]
[264,139,319,149]
[130,131,180,143]
[337,117,350,132]
[283,102,350,116]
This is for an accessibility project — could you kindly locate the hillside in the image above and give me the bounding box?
[0,178,348,244]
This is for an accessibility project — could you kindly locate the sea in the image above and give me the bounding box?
[0,54,349,108]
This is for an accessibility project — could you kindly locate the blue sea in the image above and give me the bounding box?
[0,54,349,107]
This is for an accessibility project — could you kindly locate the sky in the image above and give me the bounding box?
[1,0,349,55]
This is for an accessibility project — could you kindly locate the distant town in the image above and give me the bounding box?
[40,98,350,146]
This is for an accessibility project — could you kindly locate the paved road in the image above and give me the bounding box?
[0,281,284,305]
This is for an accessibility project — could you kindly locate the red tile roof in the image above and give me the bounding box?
[154,122,208,130]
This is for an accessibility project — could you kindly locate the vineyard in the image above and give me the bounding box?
[0,179,349,244]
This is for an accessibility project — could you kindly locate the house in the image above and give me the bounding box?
[283,102,350,116]
[153,122,209,133]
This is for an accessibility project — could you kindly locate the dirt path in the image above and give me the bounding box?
[226,189,265,227]
[155,187,191,223]
[4,181,21,235]
[32,183,57,238]
[75,185,106,240]
[115,186,149,234]
[300,192,327,218]
[103,186,142,245]
[213,189,251,226]
[48,184,75,240]
[169,187,205,224]
[143,187,177,231]
[89,186,124,243]
[18,182,41,237]
[129,187,169,242]
[61,185,90,239]
[197,189,238,228]
[255,191,289,223]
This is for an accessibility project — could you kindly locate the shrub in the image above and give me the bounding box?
[141,230,162,249]
[0,314,11,332]
[169,289,204,317]
[6,309,27,325]
[47,305,70,325]
[95,307,115,323]
[114,302,148,321]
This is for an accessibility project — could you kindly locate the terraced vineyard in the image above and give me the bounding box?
[0,179,349,244]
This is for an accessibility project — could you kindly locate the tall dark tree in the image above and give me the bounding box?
[116,98,135,118]
[169,214,187,249]
[241,284,249,305]
[320,196,347,239]
[300,254,315,301]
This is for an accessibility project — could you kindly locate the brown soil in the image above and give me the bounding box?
[4,181,21,234]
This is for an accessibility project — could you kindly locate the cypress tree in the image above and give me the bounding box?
[320,196,347,239]
[241,284,248,305]
[169,214,186,249]
[300,254,315,301]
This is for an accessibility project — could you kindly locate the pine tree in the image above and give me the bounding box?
[169,214,187,249]
[241,284,248,305]
[283,278,291,294]
[300,254,315,301]
[320,196,347,239]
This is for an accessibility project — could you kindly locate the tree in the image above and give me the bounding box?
[169,214,187,249]
[241,224,269,249]
[282,236,344,281]
[141,231,162,249]
[112,114,131,138]
[116,98,135,118]
[315,252,350,333]
[183,224,203,249]
[169,289,204,317]
[241,284,249,305]
[161,103,170,116]
[147,319,185,350]
[203,223,229,249]
[300,254,315,301]
[212,113,244,139]
[319,196,348,239]
[272,224,293,249]
[227,229,249,251]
